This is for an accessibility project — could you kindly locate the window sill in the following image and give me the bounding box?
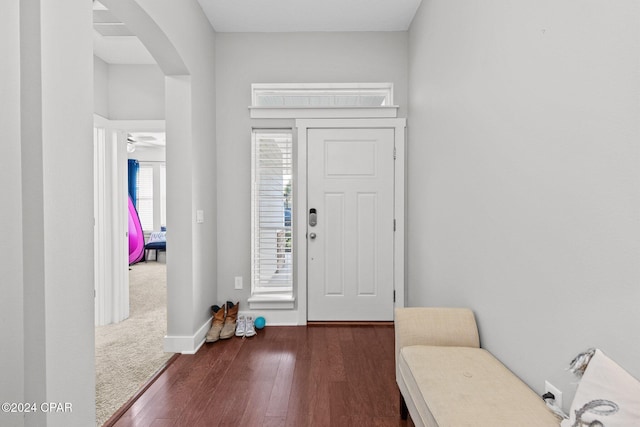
[248,294,295,310]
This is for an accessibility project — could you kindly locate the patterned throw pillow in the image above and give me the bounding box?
[561,349,640,427]
[148,231,166,243]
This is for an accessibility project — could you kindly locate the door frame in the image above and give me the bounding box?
[93,116,165,326]
[295,118,406,324]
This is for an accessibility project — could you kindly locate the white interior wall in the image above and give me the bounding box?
[3,1,95,426]
[165,75,195,341]
[0,2,25,425]
[131,0,218,350]
[215,32,408,318]
[94,58,164,122]
[108,64,165,120]
[94,59,164,121]
[40,0,95,423]
[20,2,48,423]
[93,56,109,118]
[408,0,640,408]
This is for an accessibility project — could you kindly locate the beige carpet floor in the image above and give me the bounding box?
[95,261,173,426]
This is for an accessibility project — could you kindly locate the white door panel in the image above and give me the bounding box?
[307,128,395,321]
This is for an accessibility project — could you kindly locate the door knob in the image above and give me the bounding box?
[309,233,317,240]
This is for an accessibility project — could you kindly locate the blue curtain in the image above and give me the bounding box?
[128,159,139,204]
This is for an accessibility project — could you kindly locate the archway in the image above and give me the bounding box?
[93,0,218,423]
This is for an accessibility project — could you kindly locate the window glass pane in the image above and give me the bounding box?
[160,164,166,228]
[255,93,388,107]
[136,165,153,231]
[252,131,293,294]
[252,83,393,108]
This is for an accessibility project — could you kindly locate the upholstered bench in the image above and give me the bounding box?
[395,307,561,427]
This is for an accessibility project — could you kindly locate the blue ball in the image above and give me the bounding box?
[254,316,266,329]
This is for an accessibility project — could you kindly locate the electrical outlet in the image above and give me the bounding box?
[545,380,563,409]
[234,276,243,290]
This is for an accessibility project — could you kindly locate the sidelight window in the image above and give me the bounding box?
[251,130,294,298]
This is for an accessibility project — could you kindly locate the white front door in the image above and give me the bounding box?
[307,127,396,321]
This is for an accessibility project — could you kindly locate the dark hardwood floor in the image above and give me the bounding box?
[112,325,413,427]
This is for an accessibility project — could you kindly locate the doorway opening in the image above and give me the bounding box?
[93,123,171,425]
[92,2,174,424]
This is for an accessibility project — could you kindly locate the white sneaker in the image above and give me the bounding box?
[245,316,256,337]
[235,315,246,337]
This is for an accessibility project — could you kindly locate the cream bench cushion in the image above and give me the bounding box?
[398,345,560,427]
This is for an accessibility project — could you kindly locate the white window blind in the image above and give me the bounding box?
[251,130,293,294]
[136,165,154,231]
[251,83,394,107]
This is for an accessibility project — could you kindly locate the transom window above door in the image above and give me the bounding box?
[249,83,398,119]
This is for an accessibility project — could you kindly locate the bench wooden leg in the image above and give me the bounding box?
[400,392,409,420]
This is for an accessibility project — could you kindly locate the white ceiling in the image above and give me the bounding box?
[93,0,422,64]
[197,0,422,33]
[128,132,166,151]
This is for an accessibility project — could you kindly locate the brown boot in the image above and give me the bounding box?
[220,301,238,339]
[205,305,226,343]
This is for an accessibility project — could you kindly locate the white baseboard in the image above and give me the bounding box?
[238,310,301,326]
[163,317,211,354]
[164,310,303,354]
